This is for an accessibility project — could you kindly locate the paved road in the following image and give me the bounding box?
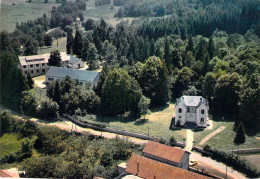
[0,105,246,179]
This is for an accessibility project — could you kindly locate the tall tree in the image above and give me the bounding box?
[48,50,62,67]
[208,36,215,59]
[86,43,99,70]
[139,56,171,105]
[73,30,83,57]
[66,31,73,55]
[27,73,34,89]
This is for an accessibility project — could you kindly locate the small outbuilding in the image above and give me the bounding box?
[68,56,85,69]
[175,96,209,127]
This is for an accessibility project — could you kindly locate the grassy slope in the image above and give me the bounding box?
[0,0,60,32]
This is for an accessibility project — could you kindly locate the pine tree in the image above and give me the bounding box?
[208,36,215,59]
[186,36,194,53]
[66,31,73,55]
[73,30,83,57]
[234,122,246,145]
[234,122,246,152]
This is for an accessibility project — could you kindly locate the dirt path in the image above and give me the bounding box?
[185,129,194,151]
[199,126,226,145]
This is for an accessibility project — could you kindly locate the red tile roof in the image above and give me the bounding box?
[126,154,211,179]
[0,169,20,178]
[0,170,12,178]
[143,141,189,164]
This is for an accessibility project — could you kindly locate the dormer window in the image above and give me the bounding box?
[179,108,182,113]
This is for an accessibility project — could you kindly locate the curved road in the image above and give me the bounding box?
[0,105,246,179]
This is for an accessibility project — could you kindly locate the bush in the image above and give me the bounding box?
[76,115,108,128]
[169,136,176,146]
[158,137,169,145]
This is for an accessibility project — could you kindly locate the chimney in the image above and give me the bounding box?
[136,162,140,175]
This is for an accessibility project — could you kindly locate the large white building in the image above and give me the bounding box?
[19,52,70,77]
[175,96,209,127]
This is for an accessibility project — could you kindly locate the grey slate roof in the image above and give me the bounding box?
[69,56,80,64]
[176,96,204,107]
[46,66,99,82]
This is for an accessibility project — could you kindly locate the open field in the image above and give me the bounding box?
[0,0,59,32]
[38,37,67,54]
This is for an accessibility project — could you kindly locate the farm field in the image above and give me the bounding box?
[0,0,60,32]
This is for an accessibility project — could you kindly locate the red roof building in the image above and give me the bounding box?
[143,141,190,170]
[125,154,211,179]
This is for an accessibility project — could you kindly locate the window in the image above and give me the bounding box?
[42,63,45,66]
[31,70,34,74]
[30,65,33,68]
[200,117,204,123]
[42,69,45,72]
[23,65,26,68]
[201,109,205,114]
[48,78,54,81]
[36,64,39,67]
[187,107,190,113]
[25,71,27,74]
[37,70,39,73]
[178,108,182,113]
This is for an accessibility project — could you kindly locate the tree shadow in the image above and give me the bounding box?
[149,103,170,113]
[134,118,149,126]
[96,114,138,124]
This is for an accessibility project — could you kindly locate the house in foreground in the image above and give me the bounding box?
[175,96,209,128]
[45,66,99,86]
[18,52,70,77]
[118,154,210,179]
[143,141,190,170]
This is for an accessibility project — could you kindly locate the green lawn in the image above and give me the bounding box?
[95,103,260,150]
[0,133,21,158]
[96,103,187,142]
[197,120,260,150]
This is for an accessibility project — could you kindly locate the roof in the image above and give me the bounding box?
[0,169,20,178]
[19,52,69,66]
[126,154,211,179]
[45,66,99,83]
[176,96,205,107]
[142,141,189,164]
[69,56,80,65]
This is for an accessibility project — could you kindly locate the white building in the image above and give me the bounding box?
[67,56,85,69]
[175,96,209,127]
[45,66,100,86]
[19,52,70,77]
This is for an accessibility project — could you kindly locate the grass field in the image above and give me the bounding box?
[0,0,60,32]
[96,103,187,142]
[95,103,260,150]
[197,120,260,150]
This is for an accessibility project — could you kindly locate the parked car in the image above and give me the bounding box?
[189,159,198,166]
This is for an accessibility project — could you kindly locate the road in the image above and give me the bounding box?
[0,105,246,179]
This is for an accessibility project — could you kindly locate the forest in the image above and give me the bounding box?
[0,0,259,135]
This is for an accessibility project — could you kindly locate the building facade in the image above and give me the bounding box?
[175,96,209,127]
[68,56,85,69]
[19,52,70,77]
